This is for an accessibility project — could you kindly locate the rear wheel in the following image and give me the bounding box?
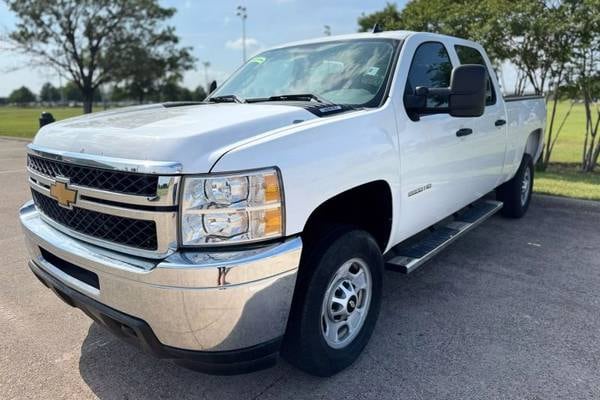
[282,227,383,376]
[497,154,533,218]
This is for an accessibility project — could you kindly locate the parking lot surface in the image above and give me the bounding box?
[1,137,600,399]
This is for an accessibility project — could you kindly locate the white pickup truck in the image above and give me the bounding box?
[20,31,545,376]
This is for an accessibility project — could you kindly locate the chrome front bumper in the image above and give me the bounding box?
[20,201,301,353]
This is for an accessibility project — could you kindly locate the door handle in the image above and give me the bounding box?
[495,119,506,126]
[456,128,473,137]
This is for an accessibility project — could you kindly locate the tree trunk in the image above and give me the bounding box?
[591,144,600,172]
[582,88,594,171]
[82,87,94,114]
[540,82,561,171]
[584,109,600,172]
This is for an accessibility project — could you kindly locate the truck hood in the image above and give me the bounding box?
[33,103,318,173]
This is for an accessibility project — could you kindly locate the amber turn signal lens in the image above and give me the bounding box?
[264,173,280,203]
[264,208,282,236]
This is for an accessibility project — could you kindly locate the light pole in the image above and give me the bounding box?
[202,61,211,93]
[324,25,331,36]
[236,5,247,63]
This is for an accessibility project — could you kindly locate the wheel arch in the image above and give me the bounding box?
[524,128,543,163]
[301,180,393,252]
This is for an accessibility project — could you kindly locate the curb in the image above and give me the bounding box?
[533,193,600,208]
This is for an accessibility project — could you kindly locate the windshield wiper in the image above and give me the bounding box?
[207,95,245,104]
[263,93,334,105]
[244,93,353,116]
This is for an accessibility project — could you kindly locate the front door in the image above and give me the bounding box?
[397,40,473,236]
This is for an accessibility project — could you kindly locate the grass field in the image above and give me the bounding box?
[0,103,598,200]
[0,106,82,138]
[533,101,600,201]
[536,163,600,201]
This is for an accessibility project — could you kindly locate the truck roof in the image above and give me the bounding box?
[265,30,480,52]
[267,30,415,50]
[264,30,486,60]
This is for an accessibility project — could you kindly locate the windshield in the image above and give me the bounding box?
[211,39,398,107]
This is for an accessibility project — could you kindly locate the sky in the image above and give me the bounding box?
[0,0,405,97]
[0,0,520,97]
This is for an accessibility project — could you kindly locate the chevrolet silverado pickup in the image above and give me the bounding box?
[20,31,546,376]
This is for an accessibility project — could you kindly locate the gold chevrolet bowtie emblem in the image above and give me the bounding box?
[49,180,78,208]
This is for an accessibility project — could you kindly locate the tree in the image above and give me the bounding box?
[359,0,511,63]
[112,40,195,103]
[8,86,36,104]
[40,82,61,103]
[63,81,83,102]
[357,3,401,32]
[192,85,207,102]
[357,1,572,92]
[560,74,600,101]
[59,81,103,102]
[497,1,573,96]
[528,2,576,170]
[566,0,600,172]
[108,85,130,102]
[5,0,195,113]
[157,80,193,102]
[179,87,194,102]
[358,0,578,171]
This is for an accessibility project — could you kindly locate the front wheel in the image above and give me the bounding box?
[282,228,383,376]
[497,154,534,218]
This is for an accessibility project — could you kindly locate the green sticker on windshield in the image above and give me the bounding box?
[249,56,266,64]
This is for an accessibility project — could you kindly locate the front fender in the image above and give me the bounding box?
[210,107,401,241]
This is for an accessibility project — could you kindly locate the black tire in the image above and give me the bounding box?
[282,227,383,377]
[496,154,534,218]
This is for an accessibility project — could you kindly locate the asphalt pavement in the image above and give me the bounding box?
[1,137,600,399]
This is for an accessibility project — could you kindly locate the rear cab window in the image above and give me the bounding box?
[454,45,496,106]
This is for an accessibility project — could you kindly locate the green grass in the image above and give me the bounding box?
[542,101,588,164]
[0,106,82,138]
[536,163,600,201]
[0,102,598,200]
[533,101,600,201]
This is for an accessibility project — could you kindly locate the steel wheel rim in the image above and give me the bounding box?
[321,257,372,349]
[521,166,531,206]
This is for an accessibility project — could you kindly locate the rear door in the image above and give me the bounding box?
[451,43,507,193]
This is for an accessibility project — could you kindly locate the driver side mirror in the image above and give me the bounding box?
[407,64,487,118]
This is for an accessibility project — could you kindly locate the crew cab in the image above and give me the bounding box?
[19,31,545,376]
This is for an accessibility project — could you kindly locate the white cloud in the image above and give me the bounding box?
[225,37,260,50]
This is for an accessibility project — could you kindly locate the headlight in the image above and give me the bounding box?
[180,168,283,246]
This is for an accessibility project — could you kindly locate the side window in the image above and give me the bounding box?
[455,45,496,105]
[404,42,453,111]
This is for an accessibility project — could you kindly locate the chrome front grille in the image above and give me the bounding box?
[27,144,181,258]
[28,154,159,196]
[31,190,158,250]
